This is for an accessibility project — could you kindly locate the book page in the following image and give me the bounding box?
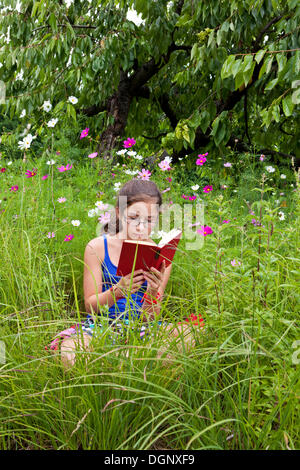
[158,228,182,248]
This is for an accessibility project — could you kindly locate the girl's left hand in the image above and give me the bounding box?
[143,260,166,296]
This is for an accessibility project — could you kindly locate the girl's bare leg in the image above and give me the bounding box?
[156,323,197,364]
[60,332,93,368]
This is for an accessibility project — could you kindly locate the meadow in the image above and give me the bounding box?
[0,145,299,450]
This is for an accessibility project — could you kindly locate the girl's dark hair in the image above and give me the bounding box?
[101,178,163,235]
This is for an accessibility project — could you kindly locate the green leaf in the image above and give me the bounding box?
[31,1,40,18]
[48,13,57,33]
[272,104,280,123]
[265,78,278,91]
[199,110,210,134]
[221,55,236,79]
[255,50,266,64]
[282,95,294,116]
[291,88,300,104]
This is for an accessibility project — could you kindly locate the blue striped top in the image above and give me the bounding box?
[99,233,148,320]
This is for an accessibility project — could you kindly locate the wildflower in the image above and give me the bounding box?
[137,169,151,180]
[64,234,74,242]
[127,150,137,156]
[203,185,213,193]
[10,185,19,192]
[188,195,197,200]
[266,166,275,173]
[260,154,265,161]
[158,160,171,171]
[88,209,97,217]
[196,225,213,236]
[46,160,56,165]
[57,164,72,172]
[42,174,49,180]
[222,220,230,224]
[113,182,122,191]
[220,184,228,189]
[162,187,171,193]
[132,154,143,160]
[280,174,286,179]
[80,127,89,139]
[58,197,66,203]
[181,194,188,199]
[71,220,81,226]
[166,177,172,183]
[231,259,241,266]
[278,211,285,221]
[125,169,139,175]
[123,137,136,148]
[25,168,37,178]
[196,156,207,166]
[20,109,26,118]
[116,149,127,155]
[18,133,36,150]
[7,161,12,166]
[0,168,6,173]
[191,184,199,191]
[42,101,52,112]
[88,152,98,158]
[46,232,55,238]
[47,118,58,128]
[224,162,232,167]
[98,212,111,224]
[68,96,78,104]
[95,201,108,210]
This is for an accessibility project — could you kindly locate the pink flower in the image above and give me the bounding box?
[0,168,6,173]
[58,164,73,172]
[123,137,136,148]
[221,220,230,224]
[56,151,61,155]
[224,162,232,167]
[42,174,49,180]
[188,222,201,227]
[189,195,197,200]
[98,212,111,224]
[64,234,74,242]
[25,168,38,178]
[203,185,213,193]
[111,173,115,178]
[196,225,213,236]
[80,128,89,139]
[10,185,19,192]
[231,259,241,267]
[162,187,171,193]
[158,160,171,171]
[137,169,151,180]
[88,152,98,159]
[181,194,188,199]
[260,154,265,161]
[46,232,55,238]
[196,156,207,166]
[58,197,66,203]
[166,177,172,182]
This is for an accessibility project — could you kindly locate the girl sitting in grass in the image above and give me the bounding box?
[46,178,203,367]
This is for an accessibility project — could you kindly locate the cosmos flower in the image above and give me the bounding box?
[203,185,213,193]
[196,225,213,236]
[68,96,78,104]
[64,234,74,242]
[88,152,98,158]
[80,127,89,139]
[123,137,136,148]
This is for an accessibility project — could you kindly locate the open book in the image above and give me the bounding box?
[116,228,182,277]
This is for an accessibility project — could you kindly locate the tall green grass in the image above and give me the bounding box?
[0,155,299,449]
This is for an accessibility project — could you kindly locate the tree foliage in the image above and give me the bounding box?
[0,0,299,164]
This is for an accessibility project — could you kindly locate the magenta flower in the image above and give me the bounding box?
[123,137,136,148]
[222,219,230,224]
[231,259,241,267]
[189,195,197,200]
[137,169,151,180]
[58,164,73,172]
[56,151,61,155]
[42,174,49,180]
[80,128,89,139]
[25,168,38,178]
[88,152,98,159]
[196,156,207,166]
[0,168,6,173]
[64,234,74,242]
[181,194,188,199]
[10,185,19,192]
[196,225,213,236]
[203,185,213,193]
[47,232,55,238]
[111,173,115,178]
[166,177,172,182]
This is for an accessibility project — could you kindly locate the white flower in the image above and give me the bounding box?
[17,133,36,150]
[42,100,52,112]
[20,109,26,118]
[191,184,199,191]
[68,96,78,104]
[7,161,12,166]
[164,156,172,164]
[47,118,58,127]
[127,151,137,156]
[280,174,286,179]
[95,201,108,210]
[125,169,139,175]
[133,154,143,160]
[113,182,122,191]
[178,157,183,161]
[116,149,127,155]
[88,209,96,217]
[64,0,74,7]
[278,211,285,221]
[46,159,56,165]
[71,220,81,226]
[266,166,275,173]
[16,70,24,81]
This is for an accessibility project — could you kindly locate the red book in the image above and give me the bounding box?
[116,228,182,277]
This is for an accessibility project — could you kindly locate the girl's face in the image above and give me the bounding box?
[117,201,159,240]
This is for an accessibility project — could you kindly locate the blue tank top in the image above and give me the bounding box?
[100,233,148,320]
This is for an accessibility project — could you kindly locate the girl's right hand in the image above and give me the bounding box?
[115,269,145,298]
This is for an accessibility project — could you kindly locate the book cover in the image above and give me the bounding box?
[116,229,182,277]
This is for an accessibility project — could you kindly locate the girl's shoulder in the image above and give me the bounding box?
[85,236,105,263]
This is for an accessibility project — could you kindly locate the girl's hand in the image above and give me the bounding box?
[115,269,145,298]
[143,260,166,297]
